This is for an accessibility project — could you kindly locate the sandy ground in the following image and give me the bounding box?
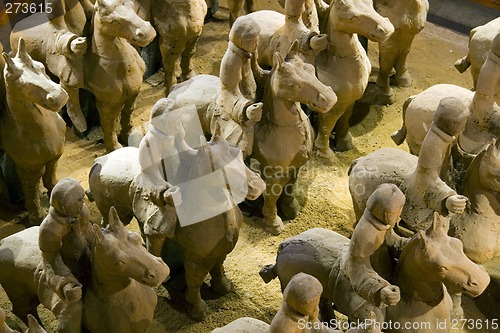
[0,1,496,332]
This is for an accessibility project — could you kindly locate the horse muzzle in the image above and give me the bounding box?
[44,87,69,111]
[141,257,170,287]
[369,18,394,43]
[132,24,157,48]
[460,269,490,297]
[308,86,337,113]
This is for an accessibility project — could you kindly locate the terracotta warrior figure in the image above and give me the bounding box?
[131,99,182,252]
[270,0,328,65]
[210,15,265,157]
[402,97,470,227]
[35,178,94,333]
[345,183,406,311]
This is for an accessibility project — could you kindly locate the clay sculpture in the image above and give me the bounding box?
[209,15,265,157]
[228,0,255,26]
[84,0,156,152]
[212,273,344,333]
[150,0,207,94]
[251,42,336,234]
[350,97,470,230]
[0,207,169,333]
[0,38,68,224]
[351,101,500,264]
[373,0,429,105]
[260,214,490,332]
[392,29,500,157]
[247,0,328,68]
[88,100,266,320]
[0,307,46,333]
[455,17,500,89]
[313,0,393,157]
[10,0,91,132]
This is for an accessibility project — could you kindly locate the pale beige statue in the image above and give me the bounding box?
[151,0,207,93]
[373,0,429,105]
[0,307,47,333]
[10,0,93,132]
[455,17,500,89]
[210,15,265,157]
[0,38,68,224]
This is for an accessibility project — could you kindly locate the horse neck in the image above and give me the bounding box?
[4,84,40,120]
[90,248,132,295]
[463,158,500,216]
[327,25,363,59]
[264,80,303,127]
[91,15,127,59]
[396,242,445,305]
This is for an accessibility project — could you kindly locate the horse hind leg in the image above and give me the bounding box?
[16,164,46,224]
[97,102,122,152]
[159,36,183,94]
[277,174,301,221]
[333,102,355,152]
[209,257,231,296]
[184,258,211,321]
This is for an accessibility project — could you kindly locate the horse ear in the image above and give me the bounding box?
[27,314,46,333]
[366,311,377,332]
[16,37,32,65]
[107,206,127,237]
[272,51,285,69]
[285,40,300,62]
[93,224,105,244]
[426,212,449,238]
[418,230,430,252]
[2,52,21,77]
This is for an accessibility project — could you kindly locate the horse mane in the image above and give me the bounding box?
[393,231,421,280]
[461,149,485,196]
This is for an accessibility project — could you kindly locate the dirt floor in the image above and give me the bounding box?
[0,1,496,332]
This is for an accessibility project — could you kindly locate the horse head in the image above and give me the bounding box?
[407,213,489,298]
[330,0,394,43]
[95,0,156,47]
[27,315,47,333]
[478,138,500,193]
[91,207,170,287]
[2,38,68,111]
[271,41,337,113]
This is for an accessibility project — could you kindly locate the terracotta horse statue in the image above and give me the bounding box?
[314,0,393,158]
[149,0,207,93]
[167,44,337,234]
[261,214,489,332]
[0,38,68,224]
[0,307,46,333]
[85,0,156,152]
[88,126,266,321]
[348,140,500,264]
[392,29,500,156]
[0,207,169,333]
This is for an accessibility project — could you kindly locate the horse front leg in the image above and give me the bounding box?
[159,35,183,94]
[97,101,122,152]
[184,257,211,321]
[42,155,62,196]
[315,103,346,163]
[333,102,355,152]
[16,164,46,224]
[62,83,87,133]
[261,173,289,235]
[209,256,231,296]
[376,42,398,105]
[393,40,414,88]
[179,36,200,83]
[119,93,139,146]
[277,173,301,221]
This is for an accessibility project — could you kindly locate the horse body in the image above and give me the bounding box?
[84,0,156,152]
[374,0,429,105]
[314,0,394,157]
[0,209,169,333]
[150,0,207,93]
[262,217,489,333]
[0,39,68,223]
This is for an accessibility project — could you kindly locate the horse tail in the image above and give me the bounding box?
[259,264,277,283]
[390,95,413,145]
[347,158,358,176]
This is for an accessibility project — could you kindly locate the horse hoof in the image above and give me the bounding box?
[393,73,412,87]
[211,276,231,295]
[279,197,301,220]
[263,216,284,235]
[315,148,337,165]
[333,133,353,152]
[188,300,207,322]
[376,91,395,105]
